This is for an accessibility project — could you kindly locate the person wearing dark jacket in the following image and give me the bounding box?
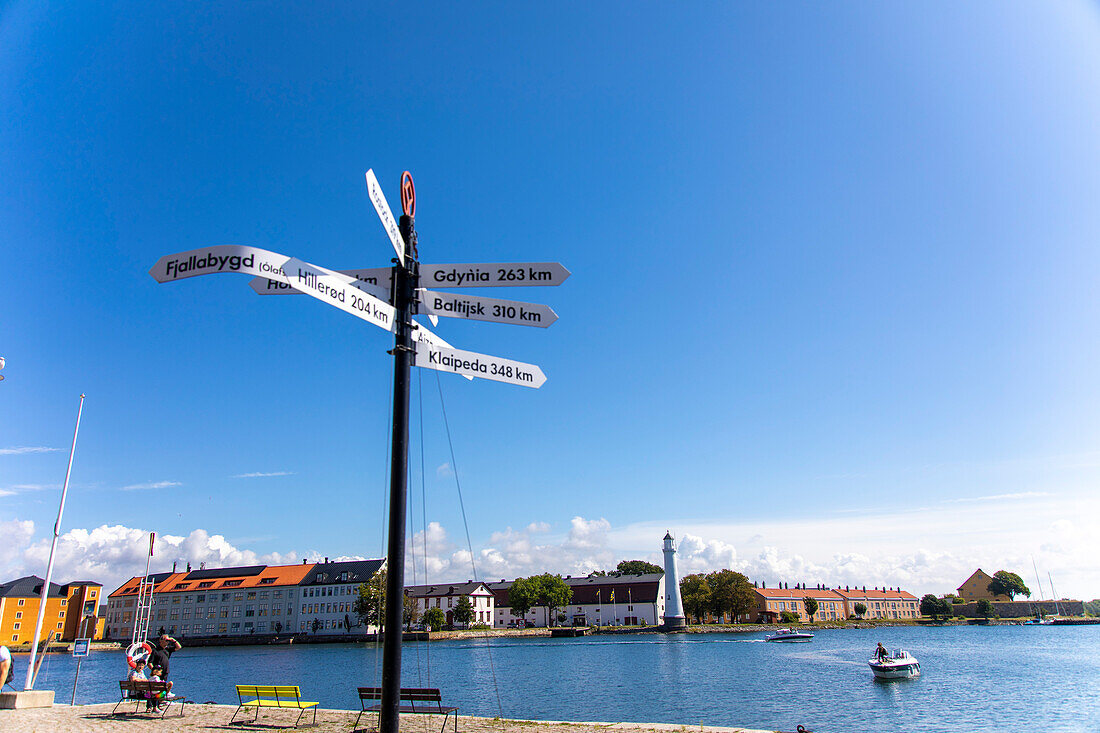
[148,634,182,679]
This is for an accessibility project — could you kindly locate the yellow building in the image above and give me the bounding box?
[956,569,1010,602]
[0,576,104,646]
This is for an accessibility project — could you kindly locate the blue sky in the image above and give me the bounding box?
[3,2,1100,599]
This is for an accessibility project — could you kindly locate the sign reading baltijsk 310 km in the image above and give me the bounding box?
[150,169,565,388]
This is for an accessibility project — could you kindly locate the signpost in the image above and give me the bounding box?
[416,289,558,327]
[71,638,90,705]
[150,169,565,733]
[420,261,570,288]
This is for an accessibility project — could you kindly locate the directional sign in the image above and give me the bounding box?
[421,262,570,288]
[410,320,472,380]
[149,245,396,333]
[365,169,405,264]
[413,341,546,388]
[417,289,557,328]
[281,258,396,333]
[249,267,392,301]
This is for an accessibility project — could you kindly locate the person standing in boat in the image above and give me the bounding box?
[875,642,888,661]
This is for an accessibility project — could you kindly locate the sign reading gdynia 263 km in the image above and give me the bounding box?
[150,169,566,389]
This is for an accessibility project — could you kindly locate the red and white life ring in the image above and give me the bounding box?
[126,641,152,669]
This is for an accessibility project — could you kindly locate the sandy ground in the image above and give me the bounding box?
[0,703,782,733]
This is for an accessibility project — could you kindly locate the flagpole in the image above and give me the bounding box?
[25,394,85,690]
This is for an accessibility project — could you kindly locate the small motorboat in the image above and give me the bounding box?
[765,628,814,642]
[869,649,920,679]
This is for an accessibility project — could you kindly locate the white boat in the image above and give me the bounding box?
[869,649,920,679]
[765,628,814,642]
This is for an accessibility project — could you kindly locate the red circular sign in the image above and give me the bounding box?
[400,171,415,218]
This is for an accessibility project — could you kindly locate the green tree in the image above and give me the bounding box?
[422,607,445,632]
[707,570,756,623]
[779,610,800,624]
[453,596,474,628]
[803,597,819,622]
[679,574,712,623]
[853,602,867,618]
[533,573,572,627]
[1084,599,1100,617]
[987,571,1030,600]
[354,570,388,630]
[920,594,952,621]
[616,560,663,575]
[403,594,420,630]
[975,599,994,620]
[508,576,539,620]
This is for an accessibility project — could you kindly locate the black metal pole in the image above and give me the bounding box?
[380,213,417,733]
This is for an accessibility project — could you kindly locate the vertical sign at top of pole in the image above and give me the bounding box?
[366,169,406,265]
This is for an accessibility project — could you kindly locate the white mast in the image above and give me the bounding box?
[25,394,85,690]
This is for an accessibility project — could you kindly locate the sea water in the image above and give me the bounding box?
[14,624,1099,733]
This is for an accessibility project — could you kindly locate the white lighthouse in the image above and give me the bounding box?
[661,531,686,630]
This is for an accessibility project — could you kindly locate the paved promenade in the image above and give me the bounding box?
[0,703,779,733]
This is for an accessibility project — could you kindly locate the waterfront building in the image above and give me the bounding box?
[753,586,846,623]
[298,559,385,634]
[490,573,666,628]
[956,569,1010,602]
[406,581,494,628]
[834,586,919,619]
[107,564,310,641]
[661,532,686,629]
[0,576,103,645]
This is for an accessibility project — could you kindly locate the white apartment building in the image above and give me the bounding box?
[405,582,494,628]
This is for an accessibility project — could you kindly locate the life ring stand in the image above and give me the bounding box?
[126,640,153,669]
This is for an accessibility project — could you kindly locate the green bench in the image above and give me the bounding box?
[232,684,319,728]
[355,687,458,733]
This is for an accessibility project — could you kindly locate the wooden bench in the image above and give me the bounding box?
[112,680,188,717]
[232,684,319,728]
[355,687,458,733]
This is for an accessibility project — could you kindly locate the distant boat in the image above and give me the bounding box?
[869,649,920,680]
[765,628,814,642]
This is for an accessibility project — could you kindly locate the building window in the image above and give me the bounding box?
[233,606,241,618]
[13,623,20,630]
[247,592,256,600]
[14,612,21,619]
[234,592,243,602]
[218,623,228,633]
[17,599,24,606]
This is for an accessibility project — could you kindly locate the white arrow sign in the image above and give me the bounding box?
[365,169,406,264]
[413,341,546,388]
[249,267,392,301]
[420,262,570,288]
[149,245,396,333]
[417,289,557,328]
[281,258,396,333]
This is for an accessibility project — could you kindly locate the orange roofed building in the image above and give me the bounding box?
[753,586,847,623]
[106,559,384,641]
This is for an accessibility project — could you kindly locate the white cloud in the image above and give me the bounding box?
[6,523,309,597]
[436,462,453,477]
[120,481,182,491]
[232,472,294,478]
[944,491,1049,503]
[0,446,59,455]
[611,491,1100,599]
[0,489,15,497]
